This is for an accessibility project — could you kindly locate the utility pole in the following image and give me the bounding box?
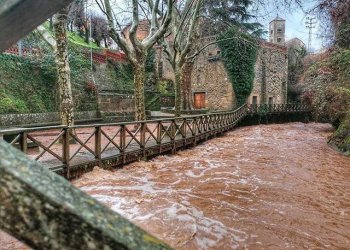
[305,16,316,54]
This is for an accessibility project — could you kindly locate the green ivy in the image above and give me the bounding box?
[217,26,258,106]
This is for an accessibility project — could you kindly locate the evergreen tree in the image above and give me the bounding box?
[201,0,265,37]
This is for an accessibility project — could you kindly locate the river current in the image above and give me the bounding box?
[1,122,350,249]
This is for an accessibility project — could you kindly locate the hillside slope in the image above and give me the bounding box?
[300,49,350,155]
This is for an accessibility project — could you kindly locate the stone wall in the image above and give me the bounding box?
[248,41,288,105]
[0,111,99,128]
[158,37,288,111]
[98,92,134,113]
[191,36,236,111]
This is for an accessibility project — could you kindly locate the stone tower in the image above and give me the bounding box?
[269,16,286,44]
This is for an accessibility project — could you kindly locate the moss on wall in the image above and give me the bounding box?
[0,54,57,114]
[0,44,114,114]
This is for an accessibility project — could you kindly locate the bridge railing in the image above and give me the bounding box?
[0,105,247,178]
[247,104,310,114]
[0,104,309,178]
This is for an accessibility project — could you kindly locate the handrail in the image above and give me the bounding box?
[0,140,171,250]
[0,104,309,179]
[0,125,66,135]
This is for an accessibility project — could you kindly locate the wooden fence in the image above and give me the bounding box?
[0,104,310,179]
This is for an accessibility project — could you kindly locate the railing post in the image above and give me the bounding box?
[157,121,163,154]
[183,118,188,145]
[95,126,102,167]
[193,117,197,146]
[171,119,176,153]
[120,125,126,164]
[140,122,146,158]
[19,132,27,154]
[62,127,70,179]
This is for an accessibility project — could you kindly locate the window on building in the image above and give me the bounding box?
[277,38,282,43]
[158,62,163,77]
[252,96,258,105]
[270,30,273,35]
[269,97,274,105]
[277,24,283,33]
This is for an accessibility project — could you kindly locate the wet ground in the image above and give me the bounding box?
[1,122,350,249]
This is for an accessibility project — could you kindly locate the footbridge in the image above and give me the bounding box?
[0,104,310,179]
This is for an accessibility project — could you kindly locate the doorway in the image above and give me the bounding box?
[193,92,206,109]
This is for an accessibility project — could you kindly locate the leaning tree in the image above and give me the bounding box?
[96,0,174,121]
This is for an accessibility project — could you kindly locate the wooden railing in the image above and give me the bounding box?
[247,104,310,114]
[0,104,310,178]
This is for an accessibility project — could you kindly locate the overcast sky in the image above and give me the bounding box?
[253,1,323,51]
[89,0,324,51]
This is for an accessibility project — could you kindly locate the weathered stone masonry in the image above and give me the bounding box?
[159,37,288,111]
[249,41,288,106]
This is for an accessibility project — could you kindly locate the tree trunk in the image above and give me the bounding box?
[174,65,183,117]
[54,8,74,126]
[49,17,54,30]
[133,61,147,121]
[84,29,90,44]
[182,62,193,110]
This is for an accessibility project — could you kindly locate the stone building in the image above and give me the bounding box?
[248,41,288,106]
[159,18,289,110]
[122,17,289,111]
[269,16,286,44]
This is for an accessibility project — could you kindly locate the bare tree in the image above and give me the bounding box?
[91,15,110,47]
[54,7,75,126]
[160,0,203,116]
[96,0,174,121]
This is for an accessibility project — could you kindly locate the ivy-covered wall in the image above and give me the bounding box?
[218,27,258,106]
[189,29,287,111]
[0,44,127,115]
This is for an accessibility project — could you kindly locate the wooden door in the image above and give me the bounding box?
[194,92,206,109]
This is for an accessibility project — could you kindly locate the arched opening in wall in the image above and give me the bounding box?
[269,97,274,105]
[193,92,206,109]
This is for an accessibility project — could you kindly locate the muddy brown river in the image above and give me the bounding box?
[1,123,350,249]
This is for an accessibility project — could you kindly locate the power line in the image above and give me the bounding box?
[305,16,316,53]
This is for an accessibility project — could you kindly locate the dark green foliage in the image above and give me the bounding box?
[201,0,265,37]
[111,61,134,91]
[0,54,57,114]
[217,27,258,106]
[0,43,99,114]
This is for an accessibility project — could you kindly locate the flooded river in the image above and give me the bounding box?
[1,123,350,249]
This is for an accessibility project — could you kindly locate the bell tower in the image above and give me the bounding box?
[269,16,286,44]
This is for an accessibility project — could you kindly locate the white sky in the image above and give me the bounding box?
[89,0,325,51]
[253,1,324,51]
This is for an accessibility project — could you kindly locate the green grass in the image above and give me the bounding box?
[67,32,101,50]
[42,21,101,50]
